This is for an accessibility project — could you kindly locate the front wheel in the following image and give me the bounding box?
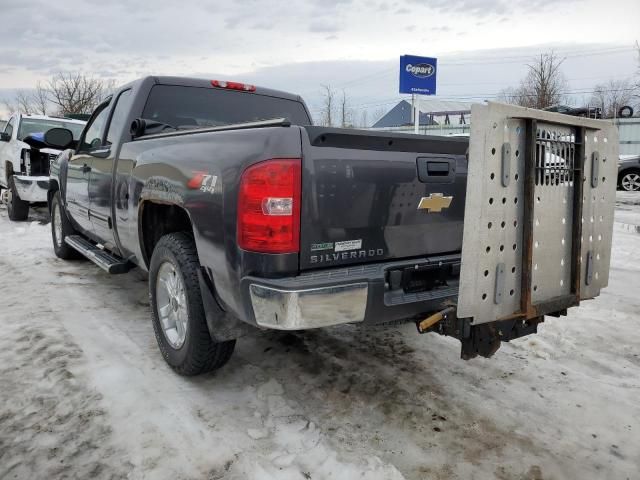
[50,191,82,259]
[7,176,29,221]
[149,232,235,376]
[619,170,640,192]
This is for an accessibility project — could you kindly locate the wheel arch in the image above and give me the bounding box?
[47,179,59,212]
[138,200,195,269]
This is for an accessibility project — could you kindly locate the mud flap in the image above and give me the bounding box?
[457,102,618,329]
[198,268,252,342]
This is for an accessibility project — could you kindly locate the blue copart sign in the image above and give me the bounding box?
[399,55,437,95]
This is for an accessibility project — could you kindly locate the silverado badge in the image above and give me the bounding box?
[417,193,452,213]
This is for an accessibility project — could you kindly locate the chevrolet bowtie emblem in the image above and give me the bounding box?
[417,193,453,213]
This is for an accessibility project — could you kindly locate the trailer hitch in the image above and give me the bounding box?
[416,307,544,360]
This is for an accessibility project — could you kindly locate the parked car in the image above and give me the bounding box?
[618,154,640,191]
[0,114,86,220]
[45,76,617,376]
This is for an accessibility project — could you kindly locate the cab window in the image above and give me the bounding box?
[79,101,111,151]
[106,90,133,146]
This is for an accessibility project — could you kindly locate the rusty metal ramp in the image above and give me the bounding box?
[458,102,618,325]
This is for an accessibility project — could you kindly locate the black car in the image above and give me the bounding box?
[618,154,640,191]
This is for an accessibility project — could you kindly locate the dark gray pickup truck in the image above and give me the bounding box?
[47,76,618,376]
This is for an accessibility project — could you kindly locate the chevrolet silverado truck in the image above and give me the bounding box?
[46,76,618,375]
[0,114,85,220]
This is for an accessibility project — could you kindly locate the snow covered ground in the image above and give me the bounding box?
[1,194,639,480]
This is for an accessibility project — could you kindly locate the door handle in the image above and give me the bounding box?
[91,148,111,159]
[417,156,456,184]
[82,164,91,174]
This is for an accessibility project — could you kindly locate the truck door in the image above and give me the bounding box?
[89,89,133,245]
[0,116,17,186]
[66,100,111,234]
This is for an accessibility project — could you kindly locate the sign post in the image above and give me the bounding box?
[399,55,437,134]
[414,95,420,134]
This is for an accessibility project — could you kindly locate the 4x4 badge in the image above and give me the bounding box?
[417,193,452,213]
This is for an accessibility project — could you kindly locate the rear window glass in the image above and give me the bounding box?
[141,85,311,129]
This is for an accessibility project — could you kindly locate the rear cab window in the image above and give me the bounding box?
[141,85,311,129]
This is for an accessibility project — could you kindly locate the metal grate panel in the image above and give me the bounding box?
[531,123,576,303]
[458,102,618,325]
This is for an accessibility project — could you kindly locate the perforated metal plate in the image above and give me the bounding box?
[580,129,617,299]
[458,102,618,324]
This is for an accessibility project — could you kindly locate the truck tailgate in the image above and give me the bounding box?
[299,127,468,270]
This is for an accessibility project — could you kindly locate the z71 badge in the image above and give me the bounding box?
[187,172,218,194]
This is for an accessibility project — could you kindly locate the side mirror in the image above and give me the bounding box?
[44,127,74,149]
[0,132,10,142]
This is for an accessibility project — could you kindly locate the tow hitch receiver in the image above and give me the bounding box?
[417,306,545,359]
[442,103,617,359]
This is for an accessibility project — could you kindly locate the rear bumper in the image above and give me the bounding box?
[242,255,460,330]
[249,282,369,330]
[13,175,49,202]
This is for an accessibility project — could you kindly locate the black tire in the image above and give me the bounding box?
[149,232,235,376]
[7,176,29,221]
[50,191,83,259]
[618,169,640,192]
[618,105,633,118]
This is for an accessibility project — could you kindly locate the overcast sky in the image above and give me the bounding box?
[1,0,638,120]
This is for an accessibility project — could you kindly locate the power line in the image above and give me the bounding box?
[331,45,637,90]
[309,86,638,113]
[439,46,635,66]
[422,86,639,101]
[333,67,396,88]
[426,73,637,88]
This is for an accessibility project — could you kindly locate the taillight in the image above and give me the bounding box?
[211,80,256,92]
[237,159,301,254]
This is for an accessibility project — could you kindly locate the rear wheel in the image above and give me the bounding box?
[149,232,235,375]
[620,170,640,192]
[51,191,82,259]
[7,176,29,221]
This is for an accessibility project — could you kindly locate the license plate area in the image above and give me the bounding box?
[386,261,460,294]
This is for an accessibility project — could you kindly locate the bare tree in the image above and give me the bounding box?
[636,41,640,85]
[319,84,335,127]
[496,87,520,105]
[339,90,354,128]
[500,52,567,109]
[359,110,369,128]
[47,72,114,115]
[589,79,635,118]
[31,82,50,115]
[16,91,34,114]
[370,107,386,127]
[634,41,640,107]
[3,73,114,116]
[2,89,47,115]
